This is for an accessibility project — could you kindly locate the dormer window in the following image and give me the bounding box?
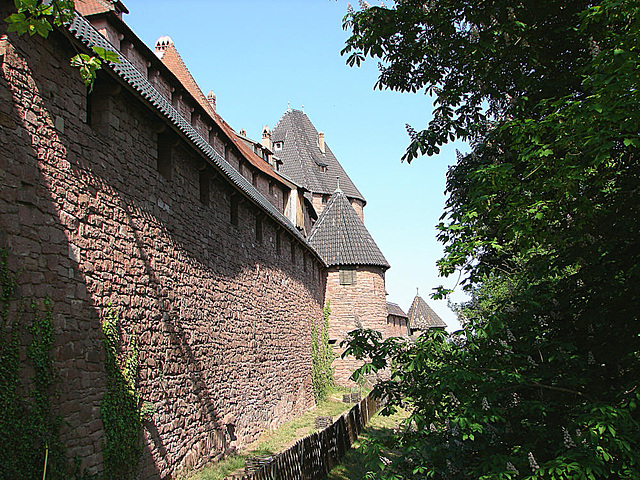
[315,160,328,173]
[274,141,283,151]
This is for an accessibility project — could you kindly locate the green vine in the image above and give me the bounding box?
[311,301,335,403]
[100,304,151,479]
[0,249,64,479]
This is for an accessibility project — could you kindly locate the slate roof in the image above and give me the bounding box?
[408,295,447,330]
[66,12,323,264]
[387,302,408,318]
[308,190,389,269]
[271,110,366,203]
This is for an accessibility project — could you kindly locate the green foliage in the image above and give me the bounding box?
[70,47,121,91]
[0,249,65,479]
[343,0,640,478]
[100,304,149,479]
[5,1,120,91]
[5,0,74,37]
[311,302,335,404]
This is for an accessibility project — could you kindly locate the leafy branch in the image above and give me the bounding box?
[5,0,120,90]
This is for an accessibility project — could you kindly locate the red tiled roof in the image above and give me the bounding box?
[75,0,128,17]
[159,44,288,185]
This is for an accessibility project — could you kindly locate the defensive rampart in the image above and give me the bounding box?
[0,12,324,478]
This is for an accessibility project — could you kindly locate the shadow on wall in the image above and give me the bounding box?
[0,30,118,478]
[0,25,321,479]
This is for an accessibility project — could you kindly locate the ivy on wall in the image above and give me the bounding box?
[0,249,65,479]
[311,301,335,403]
[100,304,149,479]
[0,247,152,479]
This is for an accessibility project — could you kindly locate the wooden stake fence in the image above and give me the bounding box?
[229,392,383,480]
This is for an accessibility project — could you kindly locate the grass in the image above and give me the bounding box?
[328,407,409,480]
[185,385,360,480]
[183,455,246,480]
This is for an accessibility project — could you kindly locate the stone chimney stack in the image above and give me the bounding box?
[318,132,325,153]
[154,35,173,59]
[262,125,272,151]
[206,91,216,112]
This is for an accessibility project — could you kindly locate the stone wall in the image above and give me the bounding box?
[386,314,409,337]
[349,198,364,222]
[0,23,324,479]
[324,266,388,386]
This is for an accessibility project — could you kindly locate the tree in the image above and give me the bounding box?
[342,0,640,478]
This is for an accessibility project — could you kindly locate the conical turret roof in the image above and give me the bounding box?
[309,190,389,269]
[408,294,446,330]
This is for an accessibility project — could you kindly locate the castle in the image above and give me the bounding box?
[0,1,443,477]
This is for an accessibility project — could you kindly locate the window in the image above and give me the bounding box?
[157,133,173,180]
[274,141,283,151]
[85,75,110,130]
[171,90,181,109]
[199,169,210,205]
[252,171,258,188]
[339,267,357,285]
[255,215,263,243]
[230,195,239,226]
[322,194,329,204]
[268,182,274,196]
[291,242,296,265]
[315,160,328,173]
[303,254,307,272]
[275,231,282,255]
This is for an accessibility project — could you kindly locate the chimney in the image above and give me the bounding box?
[111,1,129,18]
[318,132,325,153]
[154,35,173,59]
[262,125,272,151]
[206,91,216,112]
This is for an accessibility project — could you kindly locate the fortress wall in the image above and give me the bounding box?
[0,22,324,478]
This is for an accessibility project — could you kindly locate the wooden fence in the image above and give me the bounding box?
[229,392,383,480]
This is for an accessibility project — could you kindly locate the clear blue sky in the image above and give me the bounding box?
[123,0,468,329]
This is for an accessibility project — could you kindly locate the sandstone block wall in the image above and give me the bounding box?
[0,24,324,479]
[324,266,388,386]
[386,314,409,337]
[311,192,328,219]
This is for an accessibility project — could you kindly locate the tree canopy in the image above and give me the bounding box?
[342,0,640,478]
